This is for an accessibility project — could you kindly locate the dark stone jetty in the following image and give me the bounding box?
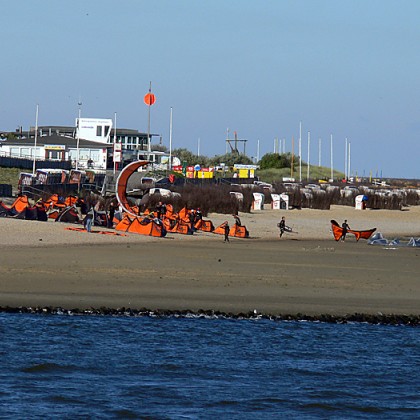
[0,306,419,326]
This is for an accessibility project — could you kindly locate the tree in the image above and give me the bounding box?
[172,148,210,167]
[259,152,293,170]
[209,152,253,167]
[152,144,168,152]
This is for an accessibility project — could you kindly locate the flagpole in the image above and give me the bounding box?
[76,98,82,170]
[32,104,39,175]
[307,131,310,180]
[318,138,321,167]
[299,121,302,182]
[113,112,117,175]
[348,141,351,180]
[169,107,173,171]
[345,137,348,181]
[330,134,334,181]
[147,81,152,153]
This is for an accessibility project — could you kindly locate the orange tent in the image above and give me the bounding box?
[115,214,166,237]
[44,194,66,209]
[64,195,79,206]
[165,204,174,219]
[213,221,249,238]
[162,218,192,235]
[115,160,149,217]
[213,221,228,235]
[0,195,30,216]
[195,219,214,232]
[229,224,249,238]
[11,196,29,214]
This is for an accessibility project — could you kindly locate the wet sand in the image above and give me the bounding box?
[0,206,419,316]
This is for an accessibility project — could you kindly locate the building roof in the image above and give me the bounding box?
[0,134,113,148]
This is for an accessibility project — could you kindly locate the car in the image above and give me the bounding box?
[149,188,181,198]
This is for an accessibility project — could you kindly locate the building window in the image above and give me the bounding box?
[97,126,102,137]
[104,126,110,136]
[21,148,30,158]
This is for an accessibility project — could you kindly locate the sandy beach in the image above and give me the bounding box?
[0,205,419,316]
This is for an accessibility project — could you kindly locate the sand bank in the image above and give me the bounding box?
[0,206,419,316]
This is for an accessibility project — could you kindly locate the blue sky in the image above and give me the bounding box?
[2,0,420,179]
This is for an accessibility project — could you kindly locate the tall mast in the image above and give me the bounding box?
[307,131,310,180]
[169,107,173,171]
[330,134,334,181]
[76,97,82,170]
[299,121,302,182]
[345,137,348,180]
[318,138,321,167]
[32,104,39,175]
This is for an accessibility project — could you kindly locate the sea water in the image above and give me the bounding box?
[0,313,418,418]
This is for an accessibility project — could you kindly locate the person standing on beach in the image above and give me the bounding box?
[156,201,163,219]
[233,214,241,226]
[195,208,202,221]
[341,219,350,241]
[278,216,286,238]
[84,206,95,233]
[107,201,116,228]
[224,222,230,242]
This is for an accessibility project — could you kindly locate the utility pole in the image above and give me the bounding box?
[32,104,39,175]
[169,107,173,171]
[76,98,82,170]
[307,131,310,180]
[299,121,302,182]
[330,134,334,181]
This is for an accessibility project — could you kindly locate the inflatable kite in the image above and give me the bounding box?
[213,221,249,238]
[115,160,149,217]
[115,214,167,237]
[331,219,376,241]
[0,196,47,221]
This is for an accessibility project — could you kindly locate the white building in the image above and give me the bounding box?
[0,134,110,170]
[76,118,113,144]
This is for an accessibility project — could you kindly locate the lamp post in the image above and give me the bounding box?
[330,134,334,181]
[144,82,156,154]
[76,99,82,170]
[32,104,39,175]
[169,107,173,171]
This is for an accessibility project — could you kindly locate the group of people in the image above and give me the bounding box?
[276,216,351,241]
[82,199,352,242]
[188,208,203,227]
[155,201,167,220]
[83,199,117,233]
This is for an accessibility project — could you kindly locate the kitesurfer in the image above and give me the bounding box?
[107,201,116,228]
[341,219,350,241]
[84,206,95,233]
[161,202,167,218]
[156,201,163,219]
[189,209,196,231]
[233,214,241,226]
[224,222,230,242]
[278,216,286,238]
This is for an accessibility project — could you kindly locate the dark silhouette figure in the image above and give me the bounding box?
[233,214,241,226]
[108,202,116,228]
[341,219,350,241]
[224,223,230,242]
[279,216,286,238]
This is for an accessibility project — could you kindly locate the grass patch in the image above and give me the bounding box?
[257,165,344,183]
[0,167,21,190]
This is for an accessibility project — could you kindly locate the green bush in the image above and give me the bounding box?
[258,152,293,170]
